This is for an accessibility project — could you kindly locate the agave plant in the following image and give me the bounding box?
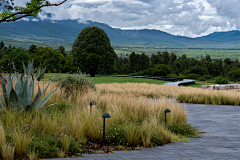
[0,60,57,112]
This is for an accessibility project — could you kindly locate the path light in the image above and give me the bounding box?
[89,100,97,113]
[164,109,171,124]
[102,113,111,146]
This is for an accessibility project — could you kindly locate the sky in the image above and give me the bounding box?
[12,0,240,37]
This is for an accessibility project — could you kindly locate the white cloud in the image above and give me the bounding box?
[6,0,240,37]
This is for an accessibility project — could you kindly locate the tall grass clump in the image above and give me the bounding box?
[125,123,141,146]
[27,149,37,160]
[0,124,6,150]
[177,87,240,105]
[61,136,70,155]
[1,144,15,160]
[12,129,33,158]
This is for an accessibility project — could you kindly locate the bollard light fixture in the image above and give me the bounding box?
[102,113,111,146]
[89,100,97,112]
[164,109,171,124]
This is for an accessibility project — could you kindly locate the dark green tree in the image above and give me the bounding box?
[41,47,65,73]
[0,41,4,49]
[72,26,116,77]
[150,54,161,68]
[223,58,232,75]
[162,51,169,65]
[58,46,67,57]
[139,53,149,71]
[169,52,177,66]
[229,69,240,81]
[129,52,138,73]
[190,65,209,76]
[28,44,37,54]
[63,52,77,73]
[151,64,172,76]
[0,48,29,72]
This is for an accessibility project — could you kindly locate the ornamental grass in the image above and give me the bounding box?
[0,82,194,159]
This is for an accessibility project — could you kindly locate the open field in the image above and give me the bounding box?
[2,35,240,60]
[114,45,240,60]
[0,35,73,51]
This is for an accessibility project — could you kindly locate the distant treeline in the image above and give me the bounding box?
[116,51,240,81]
[1,41,240,81]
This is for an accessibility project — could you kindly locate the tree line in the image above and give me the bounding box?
[1,40,240,81]
[116,51,240,81]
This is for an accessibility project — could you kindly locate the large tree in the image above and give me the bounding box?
[0,0,67,23]
[72,26,117,77]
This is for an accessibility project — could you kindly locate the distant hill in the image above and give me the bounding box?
[197,30,240,42]
[0,18,240,49]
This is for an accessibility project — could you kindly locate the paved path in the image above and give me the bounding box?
[48,104,240,160]
[163,79,195,86]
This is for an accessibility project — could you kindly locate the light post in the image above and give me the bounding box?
[102,113,111,146]
[164,109,171,124]
[89,100,97,113]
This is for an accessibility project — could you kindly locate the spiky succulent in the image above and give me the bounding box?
[0,60,57,112]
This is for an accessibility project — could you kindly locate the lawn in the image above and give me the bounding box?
[44,73,171,85]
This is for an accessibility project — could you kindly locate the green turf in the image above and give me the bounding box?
[44,74,215,87]
[92,76,170,84]
[44,73,170,85]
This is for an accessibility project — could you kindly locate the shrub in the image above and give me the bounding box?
[197,76,206,81]
[105,123,127,146]
[184,74,201,79]
[167,123,198,138]
[214,76,229,84]
[203,75,211,80]
[55,73,95,97]
[151,64,172,76]
[190,65,209,76]
[29,133,82,158]
[228,69,240,81]
[129,70,149,76]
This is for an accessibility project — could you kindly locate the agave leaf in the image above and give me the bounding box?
[27,77,34,105]
[15,74,23,97]
[29,60,34,76]
[45,103,58,110]
[22,60,27,75]
[7,73,12,96]
[37,65,47,81]
[26,61,31,75]
[31,85,41,110]
[41,80,51,97]
[35,62,41,79]
[37,89,57,110]
[12,59,18,77]
[2,78,8,108]
[18,77,28,107]
[0,96,6,112]
[9,87,19,110]
[51,72,60,82]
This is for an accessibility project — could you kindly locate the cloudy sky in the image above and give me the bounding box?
[13,0,240,37]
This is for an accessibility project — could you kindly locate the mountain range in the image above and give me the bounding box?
[0,18,240,49]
